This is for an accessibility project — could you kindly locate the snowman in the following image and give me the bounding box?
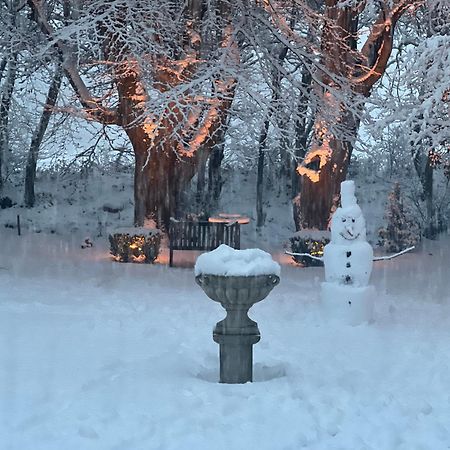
[324,180,372,287]
[321,180,375,324]
[287,180,414,325]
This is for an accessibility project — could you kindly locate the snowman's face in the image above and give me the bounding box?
[331,206,366,243]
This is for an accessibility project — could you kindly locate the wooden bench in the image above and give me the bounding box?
[169,220,240,267]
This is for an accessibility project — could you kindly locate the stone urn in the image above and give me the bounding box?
[196,273,280,383]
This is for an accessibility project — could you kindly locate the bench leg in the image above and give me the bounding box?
[169,248,174,267]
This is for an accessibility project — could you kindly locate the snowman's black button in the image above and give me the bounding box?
[346,251,351,258]
[346,262,351,268]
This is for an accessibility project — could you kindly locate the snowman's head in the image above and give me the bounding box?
[331,205,366,243]
[330,181,367,244]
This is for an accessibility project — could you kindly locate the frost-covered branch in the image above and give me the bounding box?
[27,0,119,124]
[354,0,425,93]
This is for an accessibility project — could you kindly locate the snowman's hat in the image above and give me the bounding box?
[340,180,358,209]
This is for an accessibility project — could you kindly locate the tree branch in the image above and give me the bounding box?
[353,0,424,93]
[373,246,415,261]
[285,251,323,262]
[0,58,7,84]
[27,0,119,125]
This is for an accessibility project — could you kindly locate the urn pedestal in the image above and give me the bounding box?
[196,274,280,383]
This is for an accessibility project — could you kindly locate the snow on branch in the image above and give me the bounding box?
[353,0,424,92]
[27,0,119,125]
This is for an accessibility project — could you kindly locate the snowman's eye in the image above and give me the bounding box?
[342,218,346,222]
[352,218,355,223]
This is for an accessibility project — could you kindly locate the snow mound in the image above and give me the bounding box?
[195,244,280,277]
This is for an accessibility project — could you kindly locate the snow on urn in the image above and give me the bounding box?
[322,181,375,324]
[195,245,280,384]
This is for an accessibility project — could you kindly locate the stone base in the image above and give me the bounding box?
[213,333,260,383]
[214,316,259,335]
[321,282,375,326]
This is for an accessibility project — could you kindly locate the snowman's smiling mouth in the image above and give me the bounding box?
[340,231,360,240]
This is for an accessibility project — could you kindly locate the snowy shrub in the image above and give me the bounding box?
[289,230,330,267]
[378,183,421,253]
[0,197,13,209]
[109,228,161,263]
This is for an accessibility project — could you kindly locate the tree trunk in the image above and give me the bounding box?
[411,12,439,240]
[255,41,289,228]
[0,53,17,191]
[207,143,224,213]
[292,67,313,199]
[294,131,353,230]
[423,157,435,238]
[127,126,174,229]
[256,117,269,228]
[24,65,62,207]
[292,1,412,230]
[128,123,223,230]
[413,147,435,239]
[112,59,231,229]
[196,151,208,214]
[0,58,7,84]
[295,87,359,231]
[278,123,294,195]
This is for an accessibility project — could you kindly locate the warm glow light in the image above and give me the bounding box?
[109,232,161,263]
[308,240,326,257]
[297,146,331,183]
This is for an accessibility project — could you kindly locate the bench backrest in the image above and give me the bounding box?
[169,221,240,251]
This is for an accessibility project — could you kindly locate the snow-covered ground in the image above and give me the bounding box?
[2,227,450,450]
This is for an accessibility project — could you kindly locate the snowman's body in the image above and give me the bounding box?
[324,241,373,287]
[321,181,374,324]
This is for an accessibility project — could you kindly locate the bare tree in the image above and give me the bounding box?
[24,64,63,207]
[0,0,20,190]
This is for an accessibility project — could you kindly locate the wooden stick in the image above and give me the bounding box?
[17,215,21,236]
[285,251,323,262]
[286,245,415,263]
[373,246,415,261]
